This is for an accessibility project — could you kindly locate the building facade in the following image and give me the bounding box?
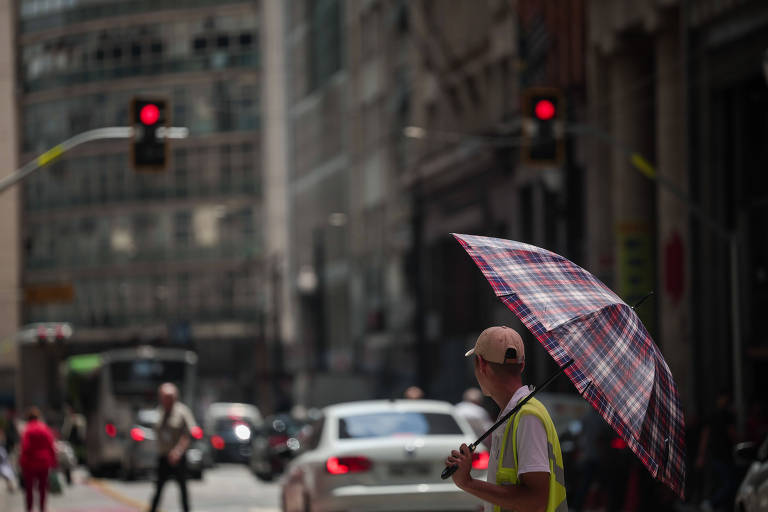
[403,0,587,398]
[16,0,270,411]
[585,0,768,429]
[282,0,589,406]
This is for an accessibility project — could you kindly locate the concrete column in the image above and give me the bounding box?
[656,26,691,410]
[262,0,294,348]
[610,48,656,330]
[585,47,614,287]
[0,0,20,396]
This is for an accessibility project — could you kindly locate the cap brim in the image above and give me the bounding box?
[464,348,476,357]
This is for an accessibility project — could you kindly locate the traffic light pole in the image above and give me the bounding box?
[0,126,188,195]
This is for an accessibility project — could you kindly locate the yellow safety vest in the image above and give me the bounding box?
[494,397,568,512]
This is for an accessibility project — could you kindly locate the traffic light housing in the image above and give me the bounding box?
[131,97,168,171]
[521,88,565,167]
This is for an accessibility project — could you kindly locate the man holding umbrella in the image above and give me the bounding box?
[446,326,568,512]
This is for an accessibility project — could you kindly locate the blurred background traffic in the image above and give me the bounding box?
[1,0,768,511]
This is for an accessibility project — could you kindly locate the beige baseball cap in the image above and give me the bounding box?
[465,326,525,364]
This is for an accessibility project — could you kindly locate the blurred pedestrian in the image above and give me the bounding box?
[0,431,16,493]
[570,407,611,511]
[696,390,738,512]
[404,386,424,400]
[445,326,567,512]
[454,387,493,447]
[60,404,86,464]
[3,408,19,454]
[746,400,768,446]
[19,407,56,512]
[149,382,197,512]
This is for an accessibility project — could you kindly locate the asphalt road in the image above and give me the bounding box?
[0,463,281,512]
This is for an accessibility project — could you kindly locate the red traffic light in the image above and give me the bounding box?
[139,104,160,125]
[534,99,556,121]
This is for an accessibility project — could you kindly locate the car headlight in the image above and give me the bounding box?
[234,424,251,441]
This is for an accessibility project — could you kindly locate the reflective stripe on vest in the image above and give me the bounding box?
[493,397,568,512]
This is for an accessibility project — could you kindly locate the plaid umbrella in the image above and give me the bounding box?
[454,233,686,499]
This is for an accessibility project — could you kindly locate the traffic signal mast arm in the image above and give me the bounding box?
[0,125,188,196]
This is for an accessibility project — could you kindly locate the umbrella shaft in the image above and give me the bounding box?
[441,359,573,480]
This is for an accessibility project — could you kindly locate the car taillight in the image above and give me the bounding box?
[105,423,117,438]
[190,426,203,440]
[130,428,145,442]
[268,434,289,447]
[211,435,225,450]
[326,456,372,475]
[611,437,628,450]
[472,451,490,470]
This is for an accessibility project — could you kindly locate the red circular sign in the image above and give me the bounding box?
[139,104,160,125]
[534,99,556,121]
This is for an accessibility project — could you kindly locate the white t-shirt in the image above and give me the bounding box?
[485,386,551,512]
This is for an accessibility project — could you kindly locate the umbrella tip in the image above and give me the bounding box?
[631,290,655,310]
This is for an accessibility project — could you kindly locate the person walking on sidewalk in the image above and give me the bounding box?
[0,431,17,493]
[455,387,494,448]
[19,407,56,512]
[149,382,197,512]
[445,326,568,512]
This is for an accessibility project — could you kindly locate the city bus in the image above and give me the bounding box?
[63,345,198,476]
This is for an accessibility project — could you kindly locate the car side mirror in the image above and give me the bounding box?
[734,442,757,465]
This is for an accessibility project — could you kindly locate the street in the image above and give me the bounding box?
[0,464,281,512]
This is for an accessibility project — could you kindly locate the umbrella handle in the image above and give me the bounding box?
[441,443,477,480]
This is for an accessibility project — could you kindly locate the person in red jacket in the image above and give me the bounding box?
[19,407,57,512]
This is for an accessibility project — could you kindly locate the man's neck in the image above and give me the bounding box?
[490,381,524,410]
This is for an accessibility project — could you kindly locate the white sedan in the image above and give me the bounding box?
[281,399,488,512]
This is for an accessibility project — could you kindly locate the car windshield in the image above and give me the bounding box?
[137,409,160,428]
[110,359,186,399]
[338,412,463,439]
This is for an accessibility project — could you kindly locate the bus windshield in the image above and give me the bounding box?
[110,359,186,399]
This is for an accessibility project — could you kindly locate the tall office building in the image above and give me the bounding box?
[16,0,269,409]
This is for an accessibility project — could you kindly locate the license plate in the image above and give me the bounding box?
[389,462,431,477]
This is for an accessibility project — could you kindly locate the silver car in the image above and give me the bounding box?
[280,399,487,512]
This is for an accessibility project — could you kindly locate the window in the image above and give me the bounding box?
[193,37,208,52]
[307,0,343,91]
[174,211,191,246]
[239,33,252,46]
[338,412,463,439]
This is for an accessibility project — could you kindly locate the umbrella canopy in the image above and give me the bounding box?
[453,233,685,499]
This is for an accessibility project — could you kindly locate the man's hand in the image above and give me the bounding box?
[445,443,473,489]
[168,449,182,466]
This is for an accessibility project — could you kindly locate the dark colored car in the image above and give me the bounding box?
[250,414,306,481]
[205,403,263,464]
